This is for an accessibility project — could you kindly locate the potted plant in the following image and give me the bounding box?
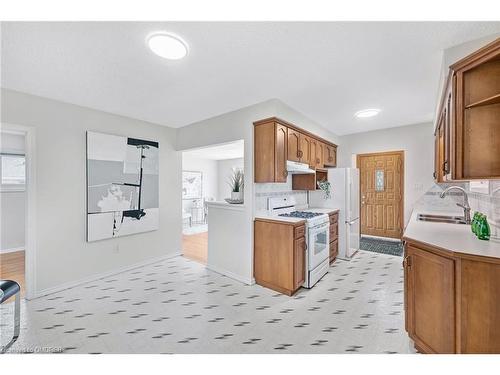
[317,179,331,200]
[228,168,244,202]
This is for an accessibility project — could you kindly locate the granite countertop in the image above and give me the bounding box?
[403,209,500,260]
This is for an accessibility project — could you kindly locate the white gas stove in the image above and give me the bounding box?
[268,197,330,288]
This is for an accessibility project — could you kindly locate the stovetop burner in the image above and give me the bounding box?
[278,211,324,219]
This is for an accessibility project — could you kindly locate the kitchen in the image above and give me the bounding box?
[1,18,499,361]
[245,36,500,353]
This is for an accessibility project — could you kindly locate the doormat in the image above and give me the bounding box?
[360,237,403,257]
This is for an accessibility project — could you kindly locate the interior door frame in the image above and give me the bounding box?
[356,150,405,239]
[1,122,37,300]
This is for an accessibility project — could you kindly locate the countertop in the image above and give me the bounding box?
[403,209,500,260]
[254,207,340,225]
[206,201,246,211]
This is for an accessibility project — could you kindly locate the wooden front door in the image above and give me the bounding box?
[357,151,404,239]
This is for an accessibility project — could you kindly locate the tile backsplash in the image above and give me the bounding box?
[415,180,500,238]
[254,175,308,212]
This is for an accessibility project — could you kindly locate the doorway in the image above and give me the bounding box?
[181,140,244,264]
[0,128,28,297]
[357,151,404,240]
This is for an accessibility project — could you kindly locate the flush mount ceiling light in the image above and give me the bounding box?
[354,108,381,118]
[147,32,188,60]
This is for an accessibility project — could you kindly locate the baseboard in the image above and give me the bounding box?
[0,246,24,254]
[30,252,182,300]
[206,263,253,285]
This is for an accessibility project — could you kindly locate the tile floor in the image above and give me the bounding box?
[0,250,415,354]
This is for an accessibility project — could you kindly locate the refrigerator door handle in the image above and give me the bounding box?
[345,219,358,225]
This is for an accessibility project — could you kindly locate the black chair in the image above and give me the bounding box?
[0,280,21,354]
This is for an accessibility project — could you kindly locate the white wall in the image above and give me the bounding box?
[0,132,26,252]
[1,89,182,295]
[217,157,244,201]
[338,122,434,225]
[176,98,339,283]
[182,154,218,212]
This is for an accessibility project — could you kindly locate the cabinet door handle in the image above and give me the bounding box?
[403,255,412,268]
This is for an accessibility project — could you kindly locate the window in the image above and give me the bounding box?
[375,169,384,192]
[0,153,26,190]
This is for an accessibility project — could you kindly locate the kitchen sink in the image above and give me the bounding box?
[417,213,467,225]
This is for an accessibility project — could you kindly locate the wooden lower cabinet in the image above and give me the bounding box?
[404,239,500,353]
[329,212,339,264]
[404,244,455,353]
[254,219,306,296]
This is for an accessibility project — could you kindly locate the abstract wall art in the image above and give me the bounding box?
[182,171,202,200]
[86,131,159,242]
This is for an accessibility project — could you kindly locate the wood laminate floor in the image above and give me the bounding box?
[0,250,25,296]
[182,232,208,264]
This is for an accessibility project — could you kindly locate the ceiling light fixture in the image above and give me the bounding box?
[147,32,188,60]
[354,108,381,118]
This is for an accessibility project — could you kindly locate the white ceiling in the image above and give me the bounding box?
[2,22,500,135]
[183,140,244,160]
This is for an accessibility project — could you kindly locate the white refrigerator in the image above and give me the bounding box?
[309,168,360,260]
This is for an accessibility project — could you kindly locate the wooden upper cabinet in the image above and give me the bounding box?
[324,144,337,167]
[299,133,311,165]
[254,120,287,183]
[309,138,318,169]
[316,142,325,169]
[254,117,338,183]
[444,38,500,180]
[405,244,455,354]
[275,124,288,183]
[287,128,301,162]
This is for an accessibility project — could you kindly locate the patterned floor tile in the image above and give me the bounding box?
[0,250,415,354]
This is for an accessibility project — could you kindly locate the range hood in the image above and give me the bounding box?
[286,160,316,174]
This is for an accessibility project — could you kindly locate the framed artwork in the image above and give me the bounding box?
[86,131,159,242]
[182,171,202,200]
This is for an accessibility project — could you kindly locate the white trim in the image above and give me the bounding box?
[0,186,26,193]
[31,252,182,300]
[206,263,254,285]
[1,122,36,300]
[0,247,24,254]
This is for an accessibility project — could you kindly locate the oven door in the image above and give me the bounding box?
[308,222,330,270]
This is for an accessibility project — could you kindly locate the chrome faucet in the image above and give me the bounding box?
[440,186,471,224]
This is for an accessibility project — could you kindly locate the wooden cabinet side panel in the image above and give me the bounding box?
[254,221,294,291]
[294,237,306,289]
[459,259,500,353]
[254,122,276,182]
